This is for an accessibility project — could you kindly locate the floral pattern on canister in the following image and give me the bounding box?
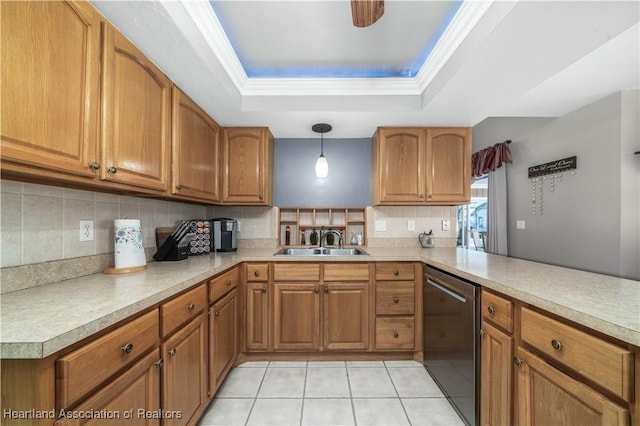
[115,225,144,250]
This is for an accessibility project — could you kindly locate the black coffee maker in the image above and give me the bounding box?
[212,218,238,252]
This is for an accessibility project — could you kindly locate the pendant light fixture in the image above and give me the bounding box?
[312,123,332,178]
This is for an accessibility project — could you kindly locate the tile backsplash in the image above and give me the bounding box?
[0,179,457,291]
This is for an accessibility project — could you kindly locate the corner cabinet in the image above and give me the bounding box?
[221,127,274,205]
[372,127,471,205]
[171,87,220,203]
[1,1,101,182]
[100,23,171,193]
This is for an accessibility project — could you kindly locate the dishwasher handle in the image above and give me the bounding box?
[426,278,466,303]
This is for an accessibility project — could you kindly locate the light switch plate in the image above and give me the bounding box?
[516,220,526,230]
[442,219,451,231]
[407,220,415,231]
[375,220,387,232]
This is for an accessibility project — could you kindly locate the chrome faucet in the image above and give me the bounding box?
[319,229,344,249]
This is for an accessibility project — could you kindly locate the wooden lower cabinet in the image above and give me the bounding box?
[514,346,630,426]
[55,349,161,425]
[273,283,321,351]
[480,321,513,426]
[245,282,269,351]
[209,289,238,394]
[323,282,369,351]
[161,314,207,426]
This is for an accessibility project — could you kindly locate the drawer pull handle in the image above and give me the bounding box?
[169,348,177,357]
[393,297,399,304]
[155,359,164,368]
[226,280,232,286]
[254,271,260,277]
[487,306,496,315]
[122,343,134,354]
[393,270,399,276]
[261,287,267,293]
[188,303,195,312]
[551,339,562,351]
[393,331,399,338]
[513,357,522,366]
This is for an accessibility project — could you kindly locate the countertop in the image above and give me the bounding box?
[1,247,639,359]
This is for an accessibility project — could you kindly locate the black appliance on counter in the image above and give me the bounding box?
[423,264,480,426]
[211,218,238,252]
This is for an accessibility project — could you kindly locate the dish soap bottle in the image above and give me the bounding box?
[350,231,358,245]
[310,228,318,245]
[300,228,306,245]
[285,225,291,245]
[326,229,335,245]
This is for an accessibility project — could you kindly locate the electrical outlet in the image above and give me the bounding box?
[407,220,416,231]
[442,219,451,231]
[79,220,94,242]
[375,220,387,232]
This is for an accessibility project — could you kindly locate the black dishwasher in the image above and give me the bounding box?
[423,265,480,426]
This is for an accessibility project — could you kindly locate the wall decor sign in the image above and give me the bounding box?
[528,156,577,178]
[528,156,577,217]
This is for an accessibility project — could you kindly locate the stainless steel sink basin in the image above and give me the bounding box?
[273,247,368,256]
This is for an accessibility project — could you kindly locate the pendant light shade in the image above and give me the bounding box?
[312,123,332,178]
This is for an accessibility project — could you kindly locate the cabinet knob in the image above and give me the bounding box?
[427,194,433,199]
[487,306,496,315]
[315,288,319,294]
[89,162,100,170]
[393,331,399,338]
[122,343,134,354]
[169,348,177,357]
[214,311,220,317]
[393,297,399,303]
[155,359,164,368]
[479,329,485,337]
[551,339,563,351]
[187,303,195,312]
[393,270,399,276]
[107,166,117,174]
[261,287,267,293]
[259,194,264,200]
[254,271,260,277]
[324,287,329,294]
[513,357,522,366]
[176,184,182,190]
[419,194,424,199]
[226,280,232,286]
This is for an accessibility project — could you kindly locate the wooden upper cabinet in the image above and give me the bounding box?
[221,127,274,205]
[0,1,100,180]
[171,87,220,203]
[426,127,471,204]
[372,127,471,205]
[100,23,171,193]
[372,128,426,204]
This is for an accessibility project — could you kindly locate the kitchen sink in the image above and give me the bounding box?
[273,247,368,256]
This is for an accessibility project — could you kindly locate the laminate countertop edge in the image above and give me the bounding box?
[2,247,638,358]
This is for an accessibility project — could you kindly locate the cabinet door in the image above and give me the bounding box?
[246,283,269,351]
[273,283,320,351]
[373,128,426,204]
[480,322,513,426]
[1,1,100,180]
[162,314,207,426]
[101,23,171,192]
[55,349,161,425]
[324,282,369,350]
[221,128,273,205]
[514,347,629,426]
[171,87,220,203]
[426,128,471,204]
[210,290,237,394]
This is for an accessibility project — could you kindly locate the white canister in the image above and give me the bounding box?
[114,219,146,269]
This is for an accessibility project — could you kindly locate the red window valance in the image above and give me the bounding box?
[472,140,513,178]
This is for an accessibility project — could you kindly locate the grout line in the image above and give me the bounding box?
[384,363,413,426]
[243,363,270,426]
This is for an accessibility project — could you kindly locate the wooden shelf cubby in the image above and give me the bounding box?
[277,207,367,247]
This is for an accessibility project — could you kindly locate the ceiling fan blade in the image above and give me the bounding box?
[351,0,384,27]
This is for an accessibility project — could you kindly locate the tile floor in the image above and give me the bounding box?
[198,360,465,426]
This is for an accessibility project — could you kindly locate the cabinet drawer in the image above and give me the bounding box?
[161,283,207,337]
[481,290,513,333]
[246,263,269,282]
[375,263,415,281]
[521,307,634,401]
[375,317,415,350]
[209,267,239,303]
[273,263,320,281]
[324,263,369,281]
[376,282,414,315]
[56,309,159,409]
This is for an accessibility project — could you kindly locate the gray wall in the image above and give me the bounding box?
[472,90,639,280]
[274,138,371,207]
